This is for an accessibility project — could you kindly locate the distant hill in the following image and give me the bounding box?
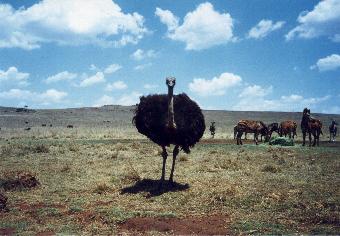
[0,105,339,139]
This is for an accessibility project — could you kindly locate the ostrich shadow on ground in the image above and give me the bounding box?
[120,179,190,197]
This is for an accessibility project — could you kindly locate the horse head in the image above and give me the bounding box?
[259,121,270,141]
[303,107,310,115]
[302,108,311,119]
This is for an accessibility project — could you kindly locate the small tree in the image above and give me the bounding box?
[209,122,216,138]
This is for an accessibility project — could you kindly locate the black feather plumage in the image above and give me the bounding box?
[133,93,205,153]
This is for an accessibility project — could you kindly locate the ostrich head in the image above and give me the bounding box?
[166,77,176,88]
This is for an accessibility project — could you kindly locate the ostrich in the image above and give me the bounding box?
[133,77,205,187]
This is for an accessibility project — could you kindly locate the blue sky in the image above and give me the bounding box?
[0,0,339,113]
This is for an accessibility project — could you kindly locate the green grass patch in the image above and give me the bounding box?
[269,136,294,146]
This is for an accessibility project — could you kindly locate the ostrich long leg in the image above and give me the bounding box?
[169,145,179,183]
[160,146,167,184]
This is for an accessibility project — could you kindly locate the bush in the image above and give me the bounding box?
[269,137,294,146]
[0,171,40,191]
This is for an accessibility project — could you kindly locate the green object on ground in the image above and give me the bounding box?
[269,137,294,146]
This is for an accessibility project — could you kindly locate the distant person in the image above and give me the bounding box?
[209,121,216,139]
[329,119,338,142]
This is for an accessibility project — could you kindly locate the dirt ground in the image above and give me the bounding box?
[119,214,230,235]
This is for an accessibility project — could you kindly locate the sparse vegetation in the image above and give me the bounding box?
[0,106,339,234]
[0,139,338,234]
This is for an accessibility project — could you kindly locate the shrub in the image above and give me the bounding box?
[93,182,111,194]
[262,164,281,173]
[0,171,40,191]
[34,144,50,153]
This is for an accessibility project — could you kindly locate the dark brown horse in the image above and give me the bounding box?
[267,122,279,139]
[279,120,297,139]
[301,108,323,146]
[235,120,268,145]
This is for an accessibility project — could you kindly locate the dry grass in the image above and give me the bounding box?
[0,138,339,234]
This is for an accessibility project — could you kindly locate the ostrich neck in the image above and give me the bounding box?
[167,86,176,129]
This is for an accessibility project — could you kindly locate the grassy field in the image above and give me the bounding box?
[0,106,339,235]
[1,105,340,140]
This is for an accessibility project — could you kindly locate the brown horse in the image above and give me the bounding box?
[301,108,323,146]
[234,122,272,141]
[235,120,268,145]
[279,120,297,139]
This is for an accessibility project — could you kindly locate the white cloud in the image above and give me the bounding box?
[131,49,157,60]
[233,84,331,112]
[239,85,273,98]
[0,66,29,86]
[248,19,285,39]
[89,64,97,71]
[104,64,122,74]
[189,72,242,96]
[45,71,77,84]
[0,88,67,104]
[105,81,127,91]
[134,63,152,70]
[310,54,340,71]
[117,91,141,105]
[0,0,147,50]
[156,2,234,50]
[93,95,114,107]
[93,91,141,107]
[79,72,105,87]
[286,0,340,41]
[155,7,179,31]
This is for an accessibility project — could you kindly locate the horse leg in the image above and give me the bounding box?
[314,131,317,146]
[302,131,306,146]
[254,132,258,145]
[169,145,179,183]
[309,131,312,147]
[159,146,168,188]
[237,131,243,145]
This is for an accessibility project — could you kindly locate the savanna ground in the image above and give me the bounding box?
[0,106,339,235]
